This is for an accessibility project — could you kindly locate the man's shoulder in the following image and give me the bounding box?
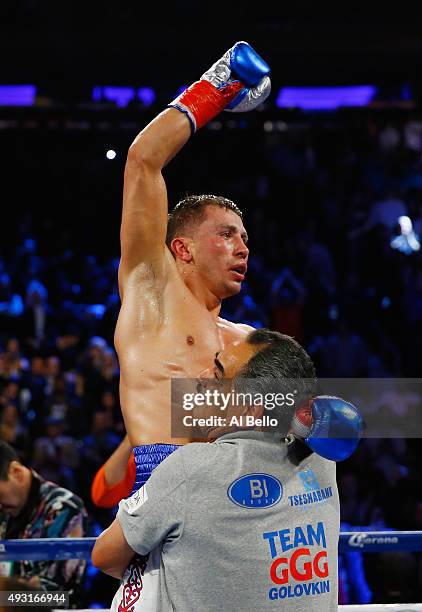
[180,441,217,455]
[150,442,222,486]
[39,478,86,514]
[306,452,337,479]
[160,442,215,465]
[176,442,219,473]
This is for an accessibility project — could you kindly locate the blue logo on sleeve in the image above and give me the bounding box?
[299,469,320,491]
[288,469,333,508]
[227,473,283,509]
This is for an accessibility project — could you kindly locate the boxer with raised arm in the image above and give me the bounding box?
[109,43,271,610]
[115,42,271,493]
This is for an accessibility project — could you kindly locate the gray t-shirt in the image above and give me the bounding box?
[118,431,339,611]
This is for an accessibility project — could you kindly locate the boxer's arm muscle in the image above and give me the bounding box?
[119,109,191,294]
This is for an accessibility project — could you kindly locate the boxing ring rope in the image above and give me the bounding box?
[1,532,421,611]
[2,531,422,561]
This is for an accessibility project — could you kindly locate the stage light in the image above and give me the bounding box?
[138,87,156,107]
[0,85,36,106]
[276,86,376,110]
[93,86,135,107]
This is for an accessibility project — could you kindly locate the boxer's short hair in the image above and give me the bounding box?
[166,194,243,249]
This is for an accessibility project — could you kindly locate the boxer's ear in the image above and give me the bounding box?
[171,237,193,263]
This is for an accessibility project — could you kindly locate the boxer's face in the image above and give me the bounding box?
[192,206,249,299]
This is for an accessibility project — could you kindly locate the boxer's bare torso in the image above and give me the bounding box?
[115,109,251,448]
[115,250,250,446]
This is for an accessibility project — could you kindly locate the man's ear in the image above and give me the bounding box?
[171,237,193,263]
[243,403,264,419]
[9,461,25,482]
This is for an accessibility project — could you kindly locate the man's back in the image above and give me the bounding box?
[118,431,339,611]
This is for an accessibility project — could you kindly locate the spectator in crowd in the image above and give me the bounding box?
[20,280,50,353]
[99,348,119,395]
[308,319,369,377]
[0,275,24,339]
[3,339,29,379]
[44,356,61,396]
[368,190,408,233]
[81,411,121,475]
[0,404,29,460]
[21,355,46,420]
[270,267,306,343]
[0,441,87,607]
[32,417,80,489]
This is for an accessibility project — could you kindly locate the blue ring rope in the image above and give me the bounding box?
[1,531,422,561]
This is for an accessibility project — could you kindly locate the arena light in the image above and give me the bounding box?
[0,85,36,106]
[390,215,420,254]
[92,86,135,108]
[138,87,156,107]
[276,86,377,110]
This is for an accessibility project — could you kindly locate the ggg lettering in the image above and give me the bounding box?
[270,548,329,585]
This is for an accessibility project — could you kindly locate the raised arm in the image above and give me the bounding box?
[119,109,190,296]
[119,42,271,298]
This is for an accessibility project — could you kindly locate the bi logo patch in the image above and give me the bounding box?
[228,473,283,509]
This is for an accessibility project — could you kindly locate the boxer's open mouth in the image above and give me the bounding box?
[230,263,247,279]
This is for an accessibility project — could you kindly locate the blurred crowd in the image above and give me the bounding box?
[2,112,422,604]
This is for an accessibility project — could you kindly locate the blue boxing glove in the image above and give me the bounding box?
[169,41,271,132]
[203,41,271,113]
[291,396,363,462]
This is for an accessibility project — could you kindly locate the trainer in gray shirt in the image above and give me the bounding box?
[118,430,339,611]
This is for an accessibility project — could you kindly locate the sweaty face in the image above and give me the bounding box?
[0,465,28,517]
[191,206,249,299]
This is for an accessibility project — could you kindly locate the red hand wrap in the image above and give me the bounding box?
[176,79,244,131]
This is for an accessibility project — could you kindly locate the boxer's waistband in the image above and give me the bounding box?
[131,443,180,494]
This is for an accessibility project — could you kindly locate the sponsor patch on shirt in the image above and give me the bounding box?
[227,473,283,509]
[288,468,333,508]
[125,485,148,515]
